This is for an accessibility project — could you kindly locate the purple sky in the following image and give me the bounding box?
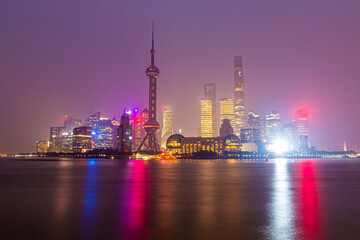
[1,0,359,153]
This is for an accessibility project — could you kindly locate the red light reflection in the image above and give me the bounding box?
[117,160,149,239]
[297,161,322,239]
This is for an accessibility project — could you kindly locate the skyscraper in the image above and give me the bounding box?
[293,108,310,151]
[117,112,133,152]
[111,117,120,149]
[204,83,217,135]
[138,21,161,152]
[234,56,245,137]
[72,126,93,153]
[201,98,213,137]
[49,126,63,152]
[61,115,82,153]
[220,97,236,131]
[161,106,173,148]
[131,108,149,151]
[282,123,297,151]
[96,118,115,149]
[265,110,281,143]
[240,127,261,143]
[84,113,118,149]
[248,111,260,128]
[84,112,100,130]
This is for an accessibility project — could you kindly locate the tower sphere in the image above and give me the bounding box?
[144,119,160,133]
[146,65,160,76]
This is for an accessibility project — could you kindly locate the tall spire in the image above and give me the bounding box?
[151,19,155,66]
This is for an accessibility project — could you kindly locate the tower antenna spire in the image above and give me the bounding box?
[151,19,155,66]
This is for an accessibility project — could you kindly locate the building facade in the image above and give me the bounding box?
[117,113,133,152]
[265,110,281,143]
[84,113,119,149]
[166,134,184,155]
[49,126,63,152]
[282,123,297,151]
[204,83,217,135]
[293,108,310,151]
[131,108,149,151]
[248,111,260,128]
[161,106,173,148]
[220,97,236,131]
[201,98,213,137]
[223,134,241,152]
[234,56,245,137]
[72,126,93,153]
[36,141,49,153]
[240,127,261,143]
[181,137,223,155]
[61,115,82,153]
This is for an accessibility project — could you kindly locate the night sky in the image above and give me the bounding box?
[1,0,359,153]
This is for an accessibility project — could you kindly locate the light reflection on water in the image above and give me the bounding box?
[81,159,99,239]
[297,160,322,240]
[269,159,295,240]
[117,160,149,239]
[2,158,360,240]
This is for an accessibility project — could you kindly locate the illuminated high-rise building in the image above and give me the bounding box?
[64,115,82,132]
[201,98,213,137]
[220,97,236,131]
[265,110,281,143]
[234,56,245,136]
[60,130,73,153]
[282,123,297,151]
[61,115,82,153]
[161,106,173,148]
[240,128,261,143]
[131,108,149,151]
[204,83,217,135]
[117,112,133,152]
[49,126,63,152]
[84,112,100,130]
[111,117,120,149]
[96,118,115,149]
[293,108,310,151]
[138,21,161,152]
[248,111,260,128]
[84,113,118,149]
[36,140,49,153]
[72,126,93,153]
[293,108,310,136]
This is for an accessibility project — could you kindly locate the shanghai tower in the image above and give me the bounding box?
[137,21,161,152]
[234,56,245,136]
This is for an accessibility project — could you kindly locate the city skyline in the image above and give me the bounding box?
[1,0,360,153]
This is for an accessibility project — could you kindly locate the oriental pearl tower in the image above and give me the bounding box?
[137,21,161,153]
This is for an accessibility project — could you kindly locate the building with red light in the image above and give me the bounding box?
[131,108,149,151]
[293,108,310,152]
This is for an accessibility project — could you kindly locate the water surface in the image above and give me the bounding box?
[0,158,359,240]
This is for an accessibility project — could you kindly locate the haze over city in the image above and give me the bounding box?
[1,0,359,153]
